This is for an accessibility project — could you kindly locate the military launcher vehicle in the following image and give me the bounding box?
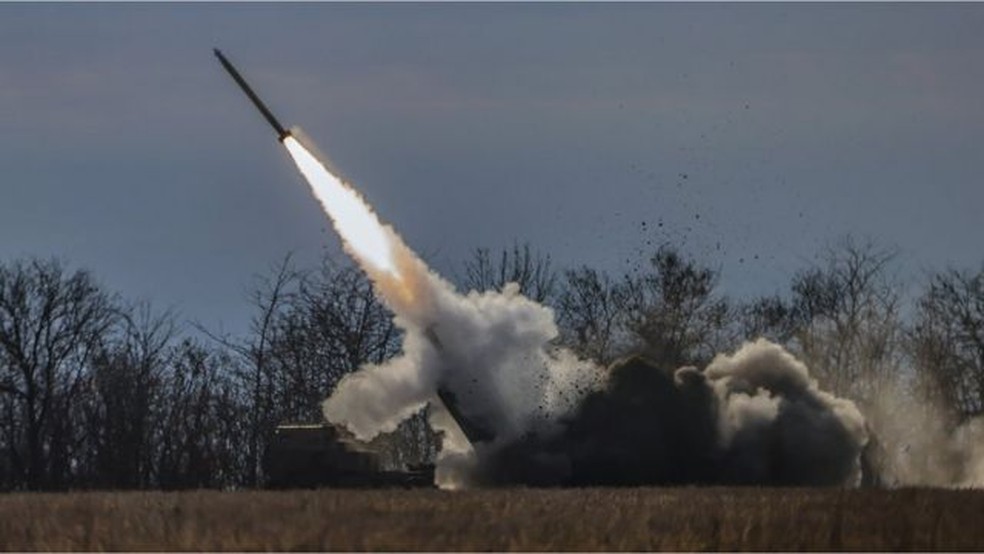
[263,423,435,488]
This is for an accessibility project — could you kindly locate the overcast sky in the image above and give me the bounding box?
[1,3,982,336]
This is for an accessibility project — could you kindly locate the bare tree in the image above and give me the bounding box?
[154,338,247,489]
[242,255,299,486]
[787,237,903,403]
[555,267,627,365]
[86,302,177,488]
[0,259,117,490]
[554,247,736,369]
[912,266,984,419]
[620,246,734,368]
[197,254,300,487]
[740,295,799,344]
[461,242,557,303]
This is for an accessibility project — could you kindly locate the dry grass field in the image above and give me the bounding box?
[1,487,982,551]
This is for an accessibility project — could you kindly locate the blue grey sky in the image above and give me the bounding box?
[1,3,982,336]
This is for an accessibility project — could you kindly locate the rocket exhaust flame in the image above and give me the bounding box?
[282,136,400,279]
[213,47,415,297]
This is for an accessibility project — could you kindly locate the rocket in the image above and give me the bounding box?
[214,49,291,142]
[215,48,497,447]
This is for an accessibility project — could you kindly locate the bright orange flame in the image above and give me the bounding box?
[283,136,400,278]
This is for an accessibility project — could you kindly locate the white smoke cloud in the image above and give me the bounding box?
[954,418,984,487]
[865,381,984,488]
[322,266,603,487]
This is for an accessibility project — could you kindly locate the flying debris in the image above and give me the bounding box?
[214,48,291,142]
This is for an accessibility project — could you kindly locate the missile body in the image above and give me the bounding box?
[214,49,291,141]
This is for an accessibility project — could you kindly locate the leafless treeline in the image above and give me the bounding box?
[0,237,981,490]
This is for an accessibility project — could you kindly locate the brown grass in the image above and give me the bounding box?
[0,487,982,551]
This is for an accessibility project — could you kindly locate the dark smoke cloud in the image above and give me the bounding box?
[476,339,868,487]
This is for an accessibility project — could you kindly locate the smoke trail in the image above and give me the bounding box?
[281,133,602,487]
[284,136,398,278]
